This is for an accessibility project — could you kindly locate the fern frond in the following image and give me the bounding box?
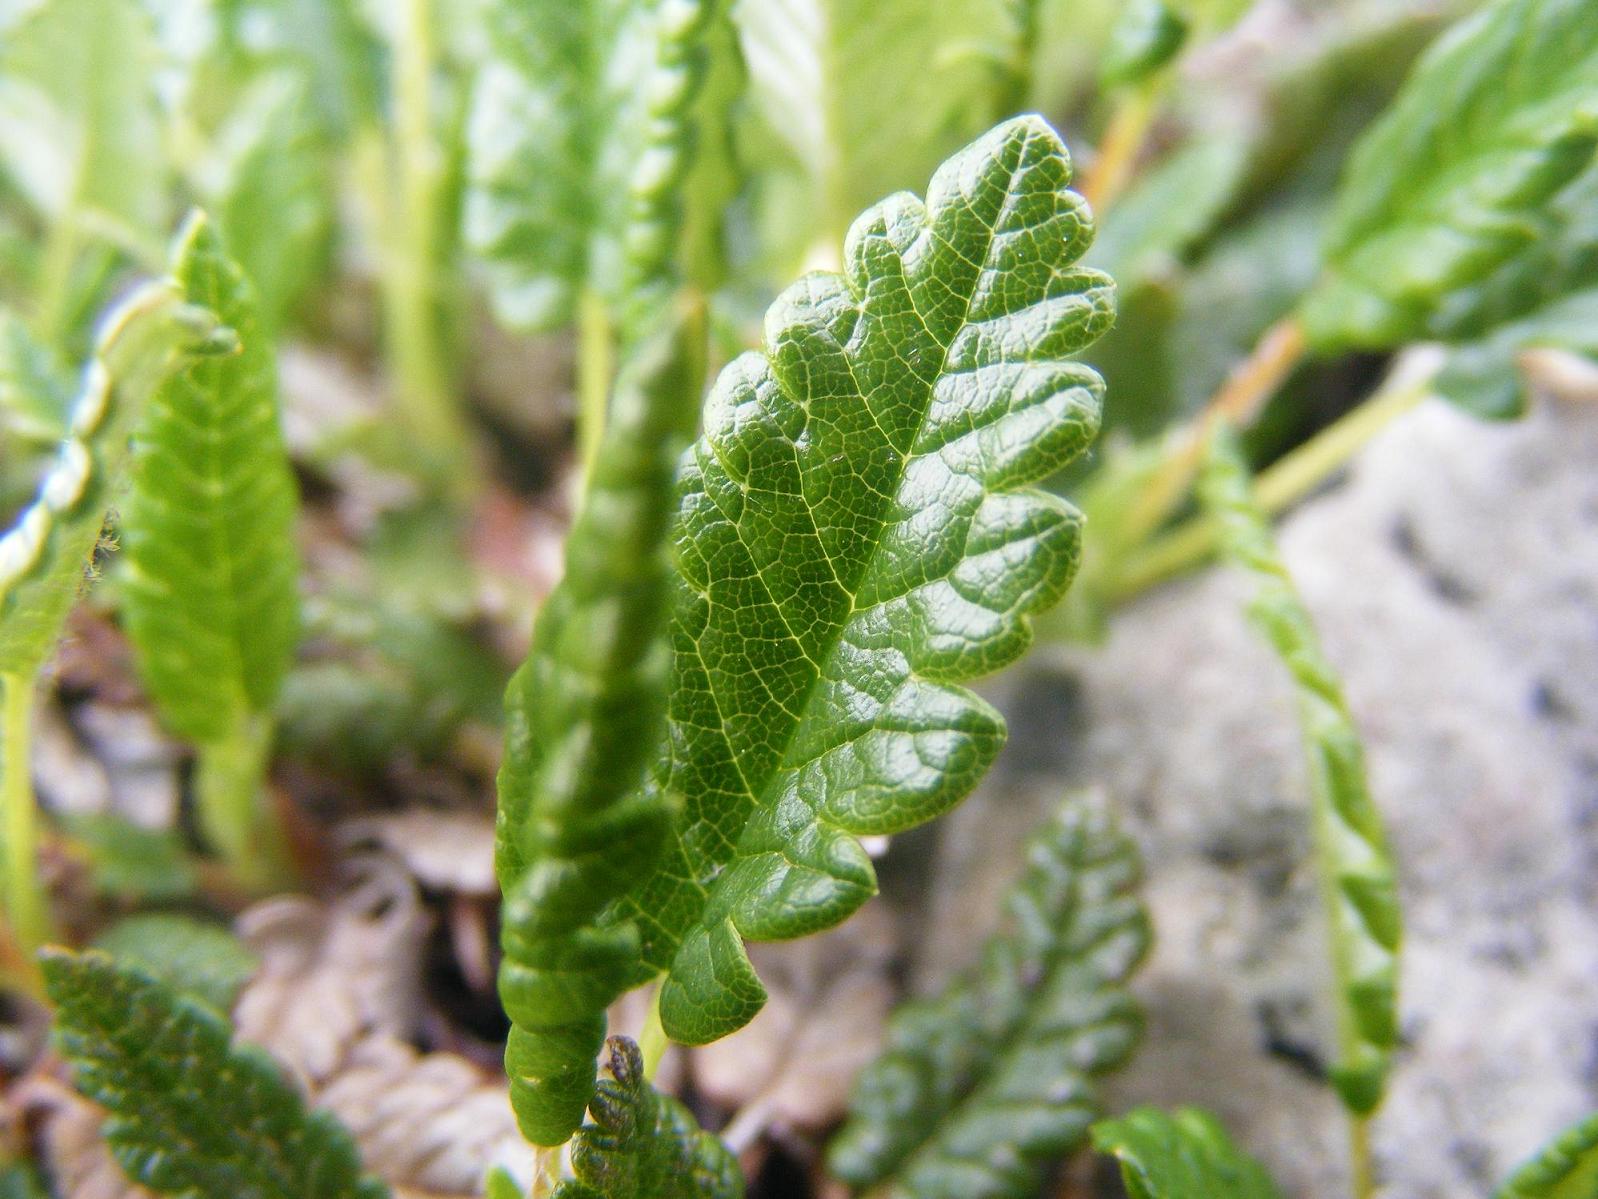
[827,794,1148,1197]
[497,309,707,1145]
[41,949,390,1199]
[1199,426,1400,1115]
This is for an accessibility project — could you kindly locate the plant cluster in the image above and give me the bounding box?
[0,0,1595,1197]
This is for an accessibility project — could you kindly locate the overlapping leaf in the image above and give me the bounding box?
[0,281,225,679]
[497,311,706,1145]
[41,949,390,1199]
[120,212,301,749]
[1091,1107,1283,1199]
[550,1038,742,1199]
[1300,0,1598,351]
[613,115,1111,1047]
[1200,427,1400,1115]
[465,0,735,333]
[1495,1112,1598,1199]
[827,795,1148,1197]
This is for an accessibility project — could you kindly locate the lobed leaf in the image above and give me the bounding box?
[827,794,1148,1197]
[0,282,226,679]
[119,212,301,749]
[1090,1107,1284,1199]
[1495,1112,1598,1199]
[1199,427,1401,1115]
[497,311,707,1145]
[613,114,1112,1047]
[1300,0,1598,351]
[550,1038,742,1199]
[41,948,390,1199]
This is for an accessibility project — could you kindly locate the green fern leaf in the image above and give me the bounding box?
[615,114,1111,1047]
[41,948,390,1199]
[497,310,707,1145]
[1091,1107,1284,1199]
[464,0,735,333]
[1496,1113,1598,1199]
[1300,0,1598,351]
[119,211,300,747]
[0,283,226,679]
[550,1037,742,1199]
[1199,427,1400,1115]
[827,794,1148,1197]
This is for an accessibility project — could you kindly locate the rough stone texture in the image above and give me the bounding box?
[919,390,1598,1196]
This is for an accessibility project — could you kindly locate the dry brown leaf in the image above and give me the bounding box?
[233,859,430,1086]
[317,1036,532,1196]
[339,811,498,897]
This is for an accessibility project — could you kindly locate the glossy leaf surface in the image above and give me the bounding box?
[613,115,1111,1046]
[120,212,301,747]
[1300,0,1598,350]
[1091,1107,1283,1199]
[828,795,1148,1197]
[497,312,707,1145]
[42,949,389,1199]
[1200,428,1400,1115]
[550,1038,743,1199]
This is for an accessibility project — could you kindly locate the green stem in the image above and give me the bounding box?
[195,714,285,891]
[638,982,669,1083]
[1,672,49,968]
[1107,360,1436,601]
[383,0,465,482]
[1348,1114,1374,1199]
[577,287,613,481]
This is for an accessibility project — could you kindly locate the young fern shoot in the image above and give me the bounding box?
[492,0,741,1152]
[0,272,230,963]
[497,310,707,1147]
[1200,428,1401,1187]
[119,212,302,889]
[551,1037,743,1199]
